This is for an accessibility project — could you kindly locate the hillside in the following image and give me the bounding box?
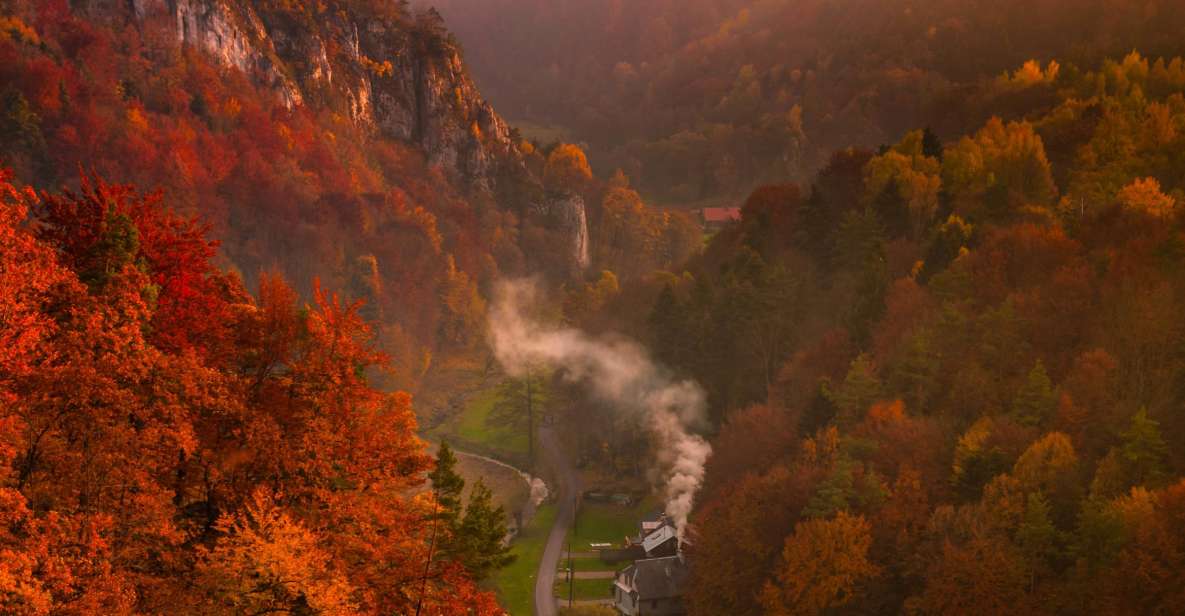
[1,0,590,397]
[8,2,1185,615]
[0,3,707,611]
[430,0,1185,204]
[593,52,1185,614]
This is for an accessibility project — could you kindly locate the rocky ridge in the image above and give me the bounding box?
[113,0,519,191]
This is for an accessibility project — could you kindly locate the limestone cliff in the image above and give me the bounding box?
[106,0,519,191]
[532,192,591,274]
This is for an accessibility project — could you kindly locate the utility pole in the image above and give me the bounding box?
[415,499,440,616]
[568,538,574,609]
[527,368,534,470]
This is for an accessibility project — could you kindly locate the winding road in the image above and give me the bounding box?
[533,425,582,616]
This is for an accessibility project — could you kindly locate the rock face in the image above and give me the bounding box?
[564,193,591,271]
[534,192,591,273]
[116,0,518,191]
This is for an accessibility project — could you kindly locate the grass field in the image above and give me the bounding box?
[552,577,614,602]
[568,498,660,549]
[492,504,557,616]
[558,557,615,573]
[434,386,531,466]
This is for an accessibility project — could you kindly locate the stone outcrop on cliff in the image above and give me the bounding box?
[532,192,591,274]
[117,0,519,191]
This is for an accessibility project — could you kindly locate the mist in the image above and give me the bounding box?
[488,279,712,537]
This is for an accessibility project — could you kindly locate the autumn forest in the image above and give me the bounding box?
[3,1,1185,615]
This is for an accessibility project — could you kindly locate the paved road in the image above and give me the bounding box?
[533,425,582,616]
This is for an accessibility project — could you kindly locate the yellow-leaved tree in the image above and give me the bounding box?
[1118,177,1176,218]
[760,511,880,614]
[544,143,593,190]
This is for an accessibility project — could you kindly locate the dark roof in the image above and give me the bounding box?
[618,555,690,601]
[638,511,665,538]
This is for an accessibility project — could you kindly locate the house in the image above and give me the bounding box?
[612,515,691,615]
[698,206,741,231]
[599,514,678,563]
[612,554,690,616]
[640,522,678,558]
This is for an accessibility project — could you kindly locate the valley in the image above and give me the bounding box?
[4,1,1185,615]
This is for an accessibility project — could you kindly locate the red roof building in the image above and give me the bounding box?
[699,207,742,230]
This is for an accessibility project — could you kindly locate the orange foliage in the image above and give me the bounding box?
[0,171,499,613]
[760,511,880,614]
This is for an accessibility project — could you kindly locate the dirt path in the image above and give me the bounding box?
[563,599,613,608]
[571,571,615,580]
[534,425,582,616]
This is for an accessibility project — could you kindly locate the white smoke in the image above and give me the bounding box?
[488,279,712,537]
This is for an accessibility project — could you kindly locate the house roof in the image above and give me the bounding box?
[641,523,677,554]
[641,511,664,524]
[639,511,665,534]
[702,207,741,223]
[616,555,690,601]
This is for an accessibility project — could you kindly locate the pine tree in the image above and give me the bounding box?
[920,215,973,281]
[1012,361,1056,426]
[1016,492,1057,591]
[834,209,889,344]
[488,372,547,468]
[804,458,856,518]
[1120,408,1169,487]
[649,283,686,367]
[889,331,939,413]
[430,446,515,580]
[830,354,883,427]
[429,442,466,525]
[453,479,515,580]
[921,126,944,160]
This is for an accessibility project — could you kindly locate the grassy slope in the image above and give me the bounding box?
[492,504,557,615]
[452,387,529,457]
[432,381,550,468]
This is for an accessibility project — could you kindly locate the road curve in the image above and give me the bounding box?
[533,425,581,616]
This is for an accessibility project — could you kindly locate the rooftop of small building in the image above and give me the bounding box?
[615,554,691,600]
[700,206,742,223]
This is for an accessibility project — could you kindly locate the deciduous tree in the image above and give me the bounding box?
[760,511,880,615]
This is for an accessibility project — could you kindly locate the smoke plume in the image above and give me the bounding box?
[488,279,712,537]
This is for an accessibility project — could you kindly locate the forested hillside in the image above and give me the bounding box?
[0,1,708,611]
[0,0,697,396]
[600,53,1185,614]
[432,0,1185,204]
[8,1,1185,614]
[0,169,517,612]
